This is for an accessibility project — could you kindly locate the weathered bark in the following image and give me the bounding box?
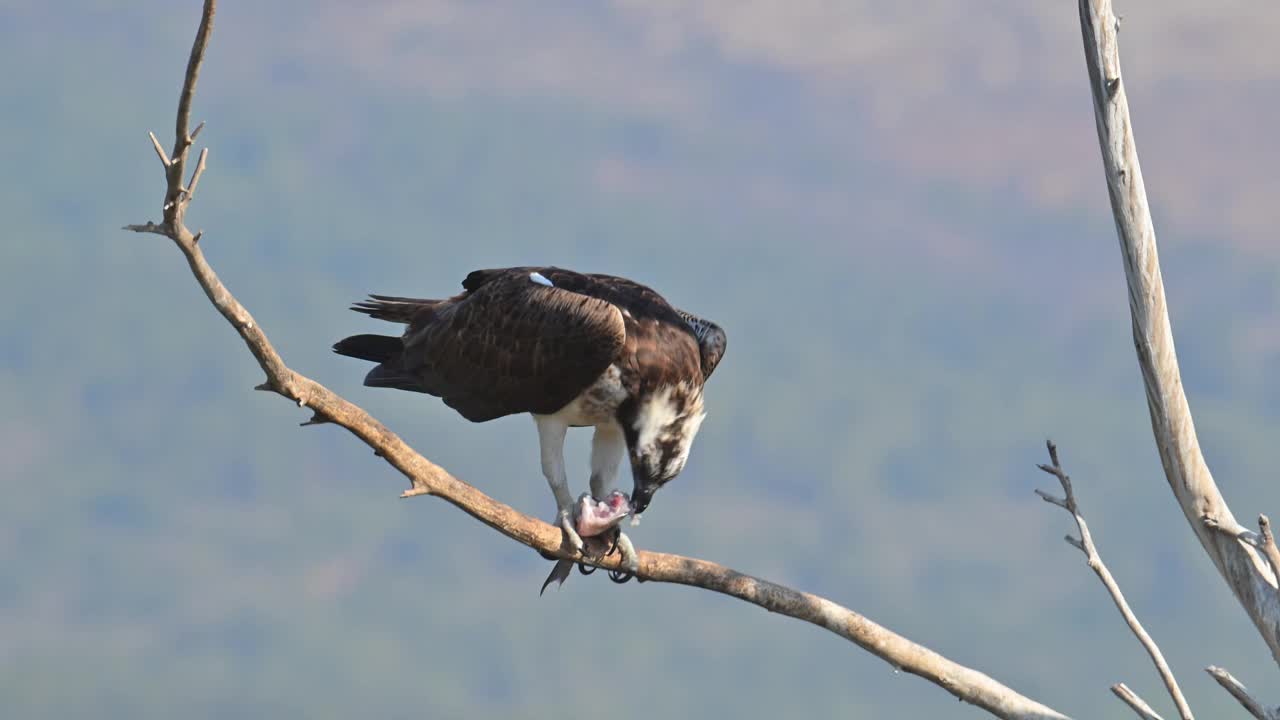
[1075,0,1280,667]
[1205,666,1279,720]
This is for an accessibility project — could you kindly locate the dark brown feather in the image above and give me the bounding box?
[350,295,442,324]
[347,270,627,421]
[469,267,722,380]
[337,267,724,423]
[674,309,727,380]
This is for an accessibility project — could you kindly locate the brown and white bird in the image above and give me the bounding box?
[333,267,727,572]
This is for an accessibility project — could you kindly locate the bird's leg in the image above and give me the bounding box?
[591,422,640,579]
[589,422,625,499]
[557,508,585,555]
[535,416,583,554]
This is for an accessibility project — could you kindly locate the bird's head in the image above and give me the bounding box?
[621,384,706,515]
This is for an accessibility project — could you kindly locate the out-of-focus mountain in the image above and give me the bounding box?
[10,1,1275,253]
[2,2,1279,719]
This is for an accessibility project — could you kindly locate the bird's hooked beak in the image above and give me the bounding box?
[631,484,656,515]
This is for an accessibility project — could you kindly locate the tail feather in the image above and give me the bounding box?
[362,364,428,393]
[350,295,439,324]
[333,333,401,363]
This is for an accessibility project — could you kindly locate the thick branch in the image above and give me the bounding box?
[135,250,1075,720]
[1038,442,1193,720]
[1204,667,1279,720]
[121,3,1076,719]
[1076,0,1280,664]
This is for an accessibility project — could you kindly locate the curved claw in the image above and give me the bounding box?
[577,562,597,576]
[615,531,640,573]
[607,531,641,584]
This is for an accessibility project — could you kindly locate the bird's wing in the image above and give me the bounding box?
[674,309,727,380]
[394,272,627,422]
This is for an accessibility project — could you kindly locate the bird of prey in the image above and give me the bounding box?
[333,267,727,573]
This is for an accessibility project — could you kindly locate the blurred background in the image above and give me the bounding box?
[3,1,1279,717]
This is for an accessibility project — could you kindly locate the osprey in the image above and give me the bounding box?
[333,266,727,573]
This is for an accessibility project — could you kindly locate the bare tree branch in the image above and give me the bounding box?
[1076,0,1280,665]
[1111,684,1166,720]
[186,147,209,202]
[148,131,170,167]
[172,1,213,164]
[120,2,1072,718]
[1204,667,1279,720]
[1255,516,1280,583]
[1037,442,1193,720]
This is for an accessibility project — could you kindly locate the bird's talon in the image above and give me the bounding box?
[608,569,634,584]
[557,509,585,554]
[577,562,597,575]
[615,530,640,574]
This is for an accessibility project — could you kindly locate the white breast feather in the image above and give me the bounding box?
[550,364,626,426]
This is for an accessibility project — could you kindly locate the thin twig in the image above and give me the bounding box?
[121,222,168,236]
[186,147,208,200]
[1256,516,1280,584]
[148,131,171,167]
[299,411,331,427]
[1205,666,1279,720]
[1037,441,1193,720]
[173,0,215,163]
[1033,488,1068,510]
[157,0,215,225]
[1111,684,1166,720]
[117,3,1077,719]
